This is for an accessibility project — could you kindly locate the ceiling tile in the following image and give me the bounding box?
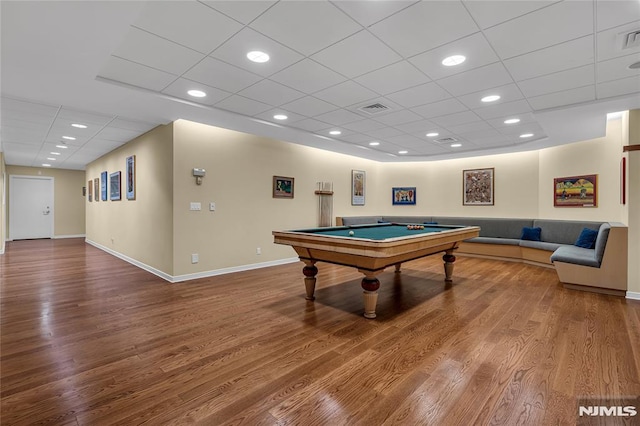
[386,134,426,147]
[311,30,402,79]
[108,118,156,132]
[97,56,177,91]
[483,1,593,59]
[269,59,346,94]
[596,21,640,62]
[253,108,307,124]
[457,83,524,110]
[161,78,232,106]
[112,27,204,75]
[291,118,332,132]
[94,127,142,142]
[314,109,364,126]
[597,53,640,83]
[1,97,59,118]
[498,122,545,136]
[473,99,532,120]
[364,127,405,139]
[409,33,500,80]
[201,1,277,25]
[183,56,262,93]
[517,65,595,98]
[133,1,243,54]
[437,63,513,96]
[369,1,478,57]
[372,109,423,126]
[504,36,594,81]
[596,1,640,31]
[210,27,304,78]
[486,112,537,129]
[430,110,482,127]
[393,119,438,134]
[338,133,375,144]
[280,96,338,117]
[313,81,378,108]
[462,1,558,30]
[596,75,640,99]
[332,1,418,27]
[446,120,493,135]
[386,82,450,108]
[214,95,272,116]
[342,119,388,133]
[249,1,361,56]
[1,126,47,145]
[354,61,430,95]
[412,98,469,119]
[528,85,596,110]
[238,79,305,106]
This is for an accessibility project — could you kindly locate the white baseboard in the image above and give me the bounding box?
[626,291,640,301]
[54,234,86,239]
[85,238,299,283]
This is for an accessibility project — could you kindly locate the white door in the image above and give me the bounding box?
[9,175,54,240]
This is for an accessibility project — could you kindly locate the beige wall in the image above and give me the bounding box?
[0,152,6,253]
[86,124,174,275]
[627,111,639,295]
[6,165,86,238]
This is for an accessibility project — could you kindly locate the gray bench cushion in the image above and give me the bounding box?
[551,245,600,268]
[594,223,611,264]
[465,237,521,245]
[341,216,383,226]
[382,216,433,224]
[533,219,602,245]
[519,240,564,251]
[432,217,534,239]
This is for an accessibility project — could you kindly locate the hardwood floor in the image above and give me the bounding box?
[1,238,639,425]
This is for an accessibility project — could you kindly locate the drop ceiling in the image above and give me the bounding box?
[1,0,639,170]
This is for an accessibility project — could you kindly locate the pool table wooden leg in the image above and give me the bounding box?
[394,263,402,273]
[301,260,318,301]
[360,273,381,319]
[443,249,456,282]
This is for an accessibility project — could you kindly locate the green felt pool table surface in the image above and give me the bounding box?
[296,223,461,240]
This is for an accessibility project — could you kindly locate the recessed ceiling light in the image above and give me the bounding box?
[481,95,500,103]
[47,157,56,161]
[42,163,51,167]
[50,152,61,155]
[247,51,269,63]
[629,61,640,70]
[369,141,380,146]
[504,118,520,124]
[71,123,87,129]
[55,144,68,149]
[329,130,341,135]
[426,132,439,137]
[62,136,76,140]
[273,114,288,120]
[187,89,207,98]
[450,143,462,148]
[520,133,534,138]
[442,55,466,66]
[398,150,408,154]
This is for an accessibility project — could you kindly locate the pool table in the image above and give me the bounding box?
[273,223,480,318]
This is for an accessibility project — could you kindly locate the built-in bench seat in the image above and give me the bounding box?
[335,215,628,296]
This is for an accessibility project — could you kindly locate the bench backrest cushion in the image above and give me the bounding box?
[382,216,433,224]
[341,216,383,226]
[594,223,611,264]
[432,217,534,239]
[533,219,602,245]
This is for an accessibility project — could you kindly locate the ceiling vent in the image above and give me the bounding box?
[434,137,458,144]
[357,102,391,115]
[620,30,640,50]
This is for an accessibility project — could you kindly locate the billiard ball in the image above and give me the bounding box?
[349,230,354,236]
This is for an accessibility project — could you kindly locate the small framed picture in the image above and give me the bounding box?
[392,187,416,205]
[110,171,121,201]
[463,168,494,206]
[87,180,93,202]
[94,178,99,202]
[101,171,108,201]
[126,155,136,200]
[554,174,597,207]
[273,176,294,198]
[351,170,365,205]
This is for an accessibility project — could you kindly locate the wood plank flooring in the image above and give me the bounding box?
[1,238,639,425]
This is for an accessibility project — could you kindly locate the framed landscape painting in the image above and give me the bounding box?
[351,170,365,205]
[110,171,121,201]
[554,174,597,207]
[273,176,294,198]
[463,168,494,206]
[392,187,416,205]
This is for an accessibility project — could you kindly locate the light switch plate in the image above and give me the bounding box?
[209,202,216,211]
[190,202,201,211]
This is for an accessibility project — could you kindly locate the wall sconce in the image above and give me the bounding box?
[193,168,206,185]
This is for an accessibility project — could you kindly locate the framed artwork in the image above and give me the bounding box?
[392,187,416,205]
[273,176,294,198]
[351,170,365,205]
[110,171,121,201]
[463,168,494,206]
[126,155,136,200]
[101,171,108,201]
[554,174,597,207]
[621,157,626,205]
[94,178,99,202]
[87,180,92,202]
